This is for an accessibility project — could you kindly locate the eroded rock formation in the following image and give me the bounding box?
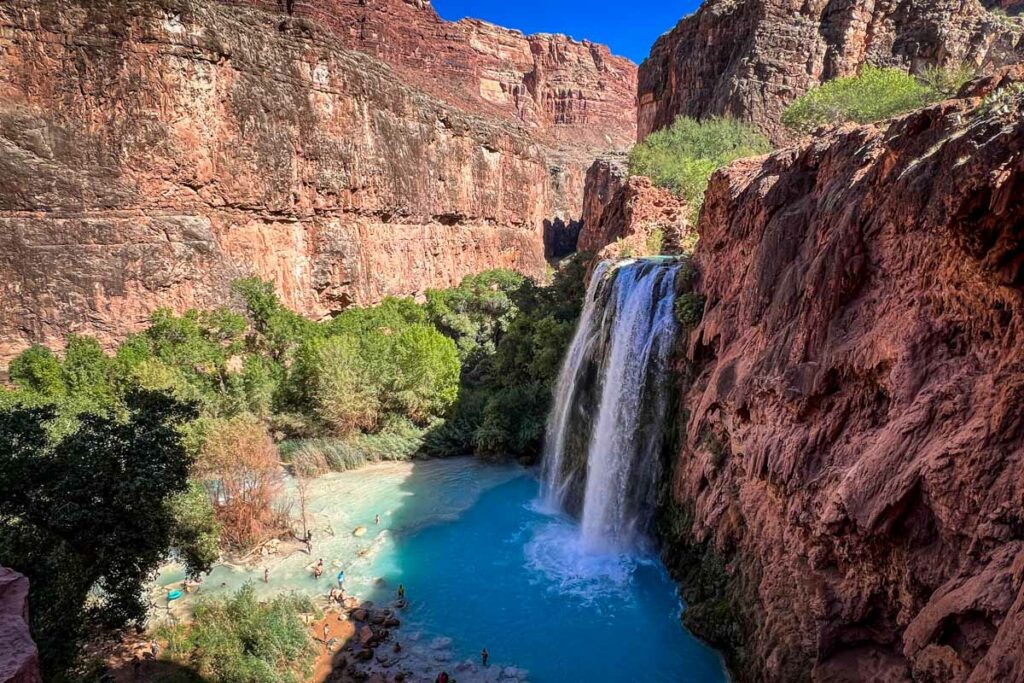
[638,0,1024,144]
[0,0,636,365]
[577,159,690,262]
[0,568,40,683]
[670,78,1024,681]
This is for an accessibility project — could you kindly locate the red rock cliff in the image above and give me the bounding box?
[671,77,1024,681]
[0,0,635,366]
[638,0,1024,144]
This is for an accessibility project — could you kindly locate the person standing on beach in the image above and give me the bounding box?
[263,567,269,584]
[481,648,489,667]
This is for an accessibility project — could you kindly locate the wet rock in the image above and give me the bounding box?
[384,617,400,628]
[357,625,374,646]
[351,608,368,622]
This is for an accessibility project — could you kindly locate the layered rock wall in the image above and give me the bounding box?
[638,0,1024,144]
[672,79,1024,681]
[0,0,634,365]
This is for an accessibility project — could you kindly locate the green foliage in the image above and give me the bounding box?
[386,324,460,421]
[918,63,977,99]
[231,278,316,363]
[0,391,199,677]
[9,344,65,399]
[161,584,318,683]
[675,292,707,330]
[293,334,382,435]
[629,117,771,221]
[168,480,222,577]
[424,269,527,373]
[975,82,1024,117]
[782,66,936,133]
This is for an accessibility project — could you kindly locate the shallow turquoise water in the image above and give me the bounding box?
[361,467,728,682]
[153,459,727,682]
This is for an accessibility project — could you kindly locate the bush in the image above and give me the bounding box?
[385,324,460,422]
[161,584,318,683]
[629,117,771,221]
[293,334,382,435]
[782,66,935,133]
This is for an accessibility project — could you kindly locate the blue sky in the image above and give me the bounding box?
[432,1,701,64]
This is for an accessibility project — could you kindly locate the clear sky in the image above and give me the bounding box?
[432,1,702,64]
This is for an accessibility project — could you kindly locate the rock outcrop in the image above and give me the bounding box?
[577,160,690,262]
[0,568,40,683]
[670,77,1024,681]
[638,0,1024,144]
[0,0,636,366]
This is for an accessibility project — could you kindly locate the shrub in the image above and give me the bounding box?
[782,66,935,133]
[8,345,65,399]
[675,292,707,330]
[162,584,318,683]
[168,480,222,576]
[629,117,771,221]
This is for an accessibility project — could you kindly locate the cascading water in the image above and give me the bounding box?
[541,258,682,552]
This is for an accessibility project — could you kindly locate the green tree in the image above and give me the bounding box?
[386,324,460,423]
[0,391,200,676]
[8,344,65,400]
[629,116,771,221]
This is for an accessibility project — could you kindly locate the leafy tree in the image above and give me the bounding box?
[782,66,936,133]
[8,344,65,400]
[424,269,527,373]
[168,480,222,577]
[292,334,382,435]
[629,116,771,221]
[0,391,199,677]
[232,278,316,363]
[60,334,116,414]
[386,324,460,423]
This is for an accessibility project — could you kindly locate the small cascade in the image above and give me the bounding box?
[541,258,682,552]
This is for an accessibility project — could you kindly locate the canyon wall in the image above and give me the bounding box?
[669,76,1024,681]
[0,0,636,366]
[638,0,1024,143]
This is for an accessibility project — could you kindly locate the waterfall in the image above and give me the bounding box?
[541,258,682,552]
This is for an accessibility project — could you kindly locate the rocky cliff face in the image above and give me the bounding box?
[230,0,637,228]
[577,158,690,262]
[669,76,1024,681]
[638,0,1024,144]
[0,568,39,683]
[0,0,636,366]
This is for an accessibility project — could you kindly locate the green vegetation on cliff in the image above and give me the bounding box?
[782,65,975,133]
[629,116,771,221]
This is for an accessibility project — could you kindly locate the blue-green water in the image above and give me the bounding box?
[363,470,727,682]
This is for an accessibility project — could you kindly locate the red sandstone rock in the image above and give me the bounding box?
[677,88,1024,680]
[224,0,638,152]
[0,0,634,366]
[577,160,690,261]
[0,568,40,683]
[638,0,1024,144]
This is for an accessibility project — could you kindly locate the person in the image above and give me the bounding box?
[304,529,313,554]
[375,514,381,525]
[314,558,324,580]
[323,623,330,641]
[329,587,339,603]
[481,648,489,667]
[337,569,345,590]
[397,584,405,600]
[263,567,269,584]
